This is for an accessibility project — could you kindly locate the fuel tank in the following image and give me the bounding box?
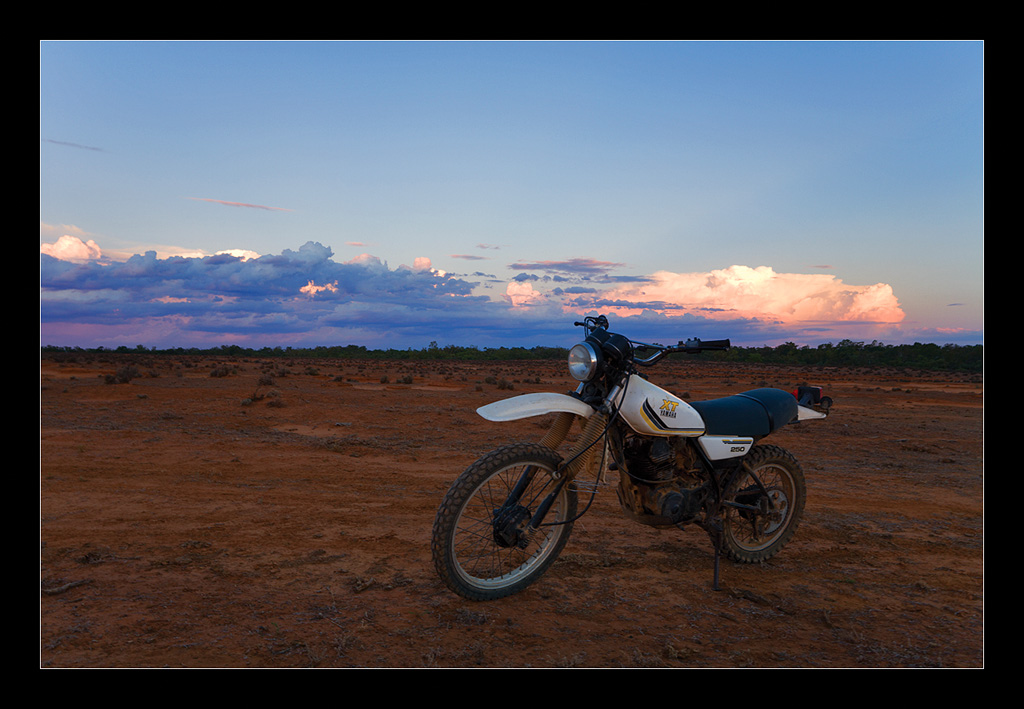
[617,374,705,437]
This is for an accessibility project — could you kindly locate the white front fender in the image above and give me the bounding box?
[477,393,594,422]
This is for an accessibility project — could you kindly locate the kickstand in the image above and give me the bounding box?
[703,519,724,591]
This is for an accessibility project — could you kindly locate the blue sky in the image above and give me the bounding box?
[40,40,984,350]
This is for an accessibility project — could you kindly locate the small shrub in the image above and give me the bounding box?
[105,365,140,384]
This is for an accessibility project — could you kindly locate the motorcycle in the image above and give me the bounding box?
[431,315,830,601]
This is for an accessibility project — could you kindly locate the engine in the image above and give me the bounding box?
[615,435,708,527]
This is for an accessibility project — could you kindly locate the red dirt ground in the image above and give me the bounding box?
[40,354,983,667]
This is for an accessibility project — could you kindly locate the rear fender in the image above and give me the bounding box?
[796,405,827,421]
[477,393,594,422]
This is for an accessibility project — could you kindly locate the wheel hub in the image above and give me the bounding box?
[757,489,789,534]
[492,504,532,549]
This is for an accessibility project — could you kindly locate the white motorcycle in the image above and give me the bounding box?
[431,315,830,601]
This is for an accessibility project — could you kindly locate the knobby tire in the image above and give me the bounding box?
[431,443,577,601]
[721,444,806,564]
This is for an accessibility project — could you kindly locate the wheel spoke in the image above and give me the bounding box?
[720,445,805,564]
[432,444,577,600]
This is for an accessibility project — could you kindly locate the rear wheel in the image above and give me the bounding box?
[721,444,805,563]
[431,443,577,600]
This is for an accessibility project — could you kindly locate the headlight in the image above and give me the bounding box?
[567,342,601,381]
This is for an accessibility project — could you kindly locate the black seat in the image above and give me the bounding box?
[689,388,798,437]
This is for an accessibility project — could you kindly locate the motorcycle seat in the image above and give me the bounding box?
[689,388,798,438]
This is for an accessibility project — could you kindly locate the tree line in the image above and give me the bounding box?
[42,338,982,372]
[704,339,982,372]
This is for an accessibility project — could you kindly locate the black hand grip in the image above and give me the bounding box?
[676,338,731,352]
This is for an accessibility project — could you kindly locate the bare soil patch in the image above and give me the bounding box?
[40,355,983,667]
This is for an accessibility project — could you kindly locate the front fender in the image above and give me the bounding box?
[476,392,594,422]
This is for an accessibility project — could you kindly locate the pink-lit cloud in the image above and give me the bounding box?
[505,281,544,307]
[588,265,905,326]
[300,280,339,297]
[40,234,103,263]
[188,197,292,212]
[41,234,261,263]
[345,253,388,270]
[41,239,972,350]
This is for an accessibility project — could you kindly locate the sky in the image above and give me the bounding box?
[40,40,984,351]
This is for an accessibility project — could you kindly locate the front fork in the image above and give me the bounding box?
[494,390,616,546]
[492,460,570,547]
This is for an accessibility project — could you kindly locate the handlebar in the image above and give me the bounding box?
[632,337,731,365]
[677,337,731,353]
[574,315,609,332]
[574,315,729,365]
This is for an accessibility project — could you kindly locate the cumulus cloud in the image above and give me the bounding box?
[591,265,905,326]
[505,281,544,307]
[40,241,487,348]
[39,238,935,349]
[40,235,103,263]
[215,249,261,261]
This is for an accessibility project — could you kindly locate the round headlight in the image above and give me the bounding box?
[568,342,601,381]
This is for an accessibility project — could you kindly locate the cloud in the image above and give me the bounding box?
[41,241,488,348]
[40,235,103,263]
[188,197,292,212]
[40,240,965,350]
[590,265,906,326]
[300,280,339,296]
[509,258,626,277]
[505,281,544,307]
[41,222,90,239]
[215,248,261,261]
[42,234,264,265]
[43,139,103,152]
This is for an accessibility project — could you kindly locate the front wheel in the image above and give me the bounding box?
[721,444,806,563]
[431,443,577,600]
